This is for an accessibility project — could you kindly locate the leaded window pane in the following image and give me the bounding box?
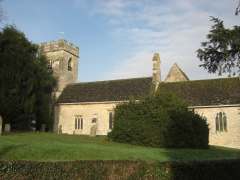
[223,113,227,132]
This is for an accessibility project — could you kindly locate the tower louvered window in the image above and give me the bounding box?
[68,57,72,71]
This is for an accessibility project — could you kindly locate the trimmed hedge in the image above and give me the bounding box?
[108,92,209,148]
[1,159,240,180]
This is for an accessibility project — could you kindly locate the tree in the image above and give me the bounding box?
[0,0,3,22]
[0,26,56,131]
[197,17,240,76]
[108,92,209,149]
[236,0,240,15]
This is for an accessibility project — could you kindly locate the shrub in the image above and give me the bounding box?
[1,159,240,180]
[108,92,209,148]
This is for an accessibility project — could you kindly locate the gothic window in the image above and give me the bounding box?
[75,116,83,130]
[109,112,114,130]
[215,112,227,132]
[68,57,72,71]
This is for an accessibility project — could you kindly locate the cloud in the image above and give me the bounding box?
[75,0,239,80]
[103,51,153,80]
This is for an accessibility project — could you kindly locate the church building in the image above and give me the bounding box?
[40,39,240,149]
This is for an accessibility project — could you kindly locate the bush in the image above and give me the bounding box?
[1,159,240,180]
[108,92,209,148]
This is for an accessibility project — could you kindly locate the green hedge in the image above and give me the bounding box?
[0,159,240,180]
[108,92,209,148]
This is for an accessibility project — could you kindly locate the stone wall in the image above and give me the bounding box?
[194,105,240,149]
[56,102,240,149]
[40,39,79,57]
[55,102,120,135]
[152,53,161,91]
[165,63,189,82]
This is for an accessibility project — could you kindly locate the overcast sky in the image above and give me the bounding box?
[1,0,239,82]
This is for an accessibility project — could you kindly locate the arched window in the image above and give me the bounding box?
[68,57,72,71]
[215,112,227,132]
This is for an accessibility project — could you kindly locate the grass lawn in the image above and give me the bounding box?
[0,133,240,161]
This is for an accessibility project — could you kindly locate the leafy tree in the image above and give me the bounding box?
[108,92,209,149]
[0,26,56,131]
[236,0,240,15]
[0,0,3,22]
[197,17,240,76]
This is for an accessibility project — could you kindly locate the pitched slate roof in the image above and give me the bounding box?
[57,77,153,103]
[58,77,240,106]
[158,77,240,106]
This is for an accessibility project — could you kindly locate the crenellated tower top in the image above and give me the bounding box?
[40,39,79,57]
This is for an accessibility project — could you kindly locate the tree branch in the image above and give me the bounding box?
[236,0,240,15]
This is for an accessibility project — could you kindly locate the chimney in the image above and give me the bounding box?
[152,53,161,91]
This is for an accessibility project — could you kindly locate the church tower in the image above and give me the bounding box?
[40,39,79,98]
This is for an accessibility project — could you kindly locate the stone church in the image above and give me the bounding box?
[40,39,240,149]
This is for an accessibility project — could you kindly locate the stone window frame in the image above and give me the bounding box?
[215,112,227,133]
[68,57,73,71]
[48,59,60,70]
[91,113,98,124]
[75,115,83,130]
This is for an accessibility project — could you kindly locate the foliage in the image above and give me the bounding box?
[163,159,240,180]
[0,0,3,22]
[1,159,240,180]
[197,17,240,76]
[236,0,240,15]
[108,91,209,148]
[0,26,56,131]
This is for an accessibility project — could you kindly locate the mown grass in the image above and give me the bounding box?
[0,133,240,161]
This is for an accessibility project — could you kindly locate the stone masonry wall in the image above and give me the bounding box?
[194,106,240,149]
[165,63,189,82]
[40,39,79,97]
[55,102,119,135]
[56,102,240,149]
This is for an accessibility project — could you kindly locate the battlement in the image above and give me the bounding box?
[40,39,79,57]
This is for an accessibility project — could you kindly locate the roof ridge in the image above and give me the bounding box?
[174,64,189,80]
[161,76,239,84]
[69,76,152,86]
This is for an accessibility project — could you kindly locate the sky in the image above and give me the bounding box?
[1,0,239,82]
